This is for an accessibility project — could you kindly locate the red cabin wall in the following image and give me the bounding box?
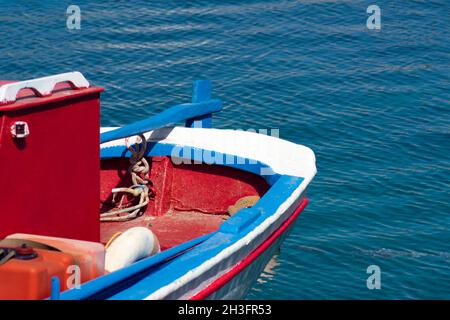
[0,90,102,242]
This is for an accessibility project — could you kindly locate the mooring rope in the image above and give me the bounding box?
[100,134,153,222]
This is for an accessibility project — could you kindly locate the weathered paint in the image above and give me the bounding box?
[99,157,268,249]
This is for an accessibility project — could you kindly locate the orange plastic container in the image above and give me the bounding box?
[0,247,75,300]
[7,233,105,283]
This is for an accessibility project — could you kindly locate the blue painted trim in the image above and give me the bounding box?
[219,207,263,234]
[100,142,280,186]
[106,175,304,300]
[186,80,213,128]
[100,99,222,144]
[186,114,212,129]
[59,233,215,300]
[50,276,60,300]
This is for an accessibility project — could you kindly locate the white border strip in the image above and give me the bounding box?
[0,72,89,104]
[101,126,316,179]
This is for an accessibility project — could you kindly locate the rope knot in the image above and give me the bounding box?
[100,134,153,222]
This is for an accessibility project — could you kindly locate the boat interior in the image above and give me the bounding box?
[100,156,270,250]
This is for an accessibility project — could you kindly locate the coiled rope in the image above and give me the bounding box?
[100,134,153,222]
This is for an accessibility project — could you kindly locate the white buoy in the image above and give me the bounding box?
[105,227,160,272]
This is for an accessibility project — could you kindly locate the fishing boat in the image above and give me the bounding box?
[0,72,316,300]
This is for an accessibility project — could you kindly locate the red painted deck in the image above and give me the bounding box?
[100,156,269,250]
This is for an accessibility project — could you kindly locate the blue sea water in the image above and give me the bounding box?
[0,0,449,299]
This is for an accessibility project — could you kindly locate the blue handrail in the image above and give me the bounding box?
[59,232,215,300]
[100,80,221,144]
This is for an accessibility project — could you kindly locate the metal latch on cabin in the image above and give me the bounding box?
[10,121,30,139]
